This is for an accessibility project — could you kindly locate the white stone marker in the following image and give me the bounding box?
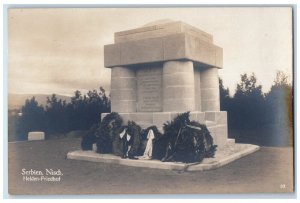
[92,143,97,151]
[28,131,45,141]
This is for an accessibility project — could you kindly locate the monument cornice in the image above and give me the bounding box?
[114,20,213,44]
[104,32,223,68]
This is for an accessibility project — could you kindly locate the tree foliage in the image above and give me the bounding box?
[219,71,293,146]
[265,71,293,145]
[16,87,111,139]
[219,78,231,111]
[17,97,46,140]
[45,94,68,134]
[232,73,266,129]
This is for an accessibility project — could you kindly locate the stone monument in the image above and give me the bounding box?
[28,131,45,141]
[103,20,230,147]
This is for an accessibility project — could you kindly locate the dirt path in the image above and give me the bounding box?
[7,138,294,195]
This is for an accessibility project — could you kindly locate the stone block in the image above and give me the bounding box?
[137,98,162,113]
[201,89,220,100]
[68,144,260,171]
[110,89,136,101]
[136,65,163,112]
[114,21,213,44]
[153,112,172,127]
[218,111,228,125]
[200,69,219,88]
[215,46,223,68]
[111,77,136,89]
[163,60,194,74]
[163,73,195,86]
[205,111,217,122]
[163,33,186,60]
[185,34,221,68]
[205,120,217,127]
[227,138,235,145]
[200,68,220,112]
[136,64,162,76]
[200,66,219,78]
[207,124,228,148]
[115,21,182,43]
[215,124,228,147]
[205,111,227,125]
[134,113,154,124]
[185,34,223,68]
[111,66,136,78]
[121,37,164,65]
[207,125,217,141]
[180,22,213,43]
[104,44,121,67]
[194,69,201,111]
[28,132,45,141]
[111,100,136,113]
[196,112,205,123]
[163,86,195,99]
[163,60,195,112]
[199,77,219,89]
[92,143,97,151]
[104,34,222,68]
[163,98,195,112]
[104,22,222,68]
[201,100,220,112]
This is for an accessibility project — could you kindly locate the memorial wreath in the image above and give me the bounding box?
[82,112,217,163]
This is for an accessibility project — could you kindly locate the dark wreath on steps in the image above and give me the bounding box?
[81,112,217,163]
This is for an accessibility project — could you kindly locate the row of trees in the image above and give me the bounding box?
[15,87,110,140]
[220,71,293,146]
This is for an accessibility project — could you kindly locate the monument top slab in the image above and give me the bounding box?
[114,20,213,43]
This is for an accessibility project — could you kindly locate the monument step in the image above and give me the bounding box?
[226,138,235,145]
[205,120,217,127]
[67,144,260,171]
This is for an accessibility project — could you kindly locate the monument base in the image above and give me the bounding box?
[67,141,259,171]
[102,111,228,148]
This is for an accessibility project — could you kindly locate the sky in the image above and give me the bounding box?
[8,7,293,96]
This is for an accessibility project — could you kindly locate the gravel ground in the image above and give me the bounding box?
[7,138,294,196]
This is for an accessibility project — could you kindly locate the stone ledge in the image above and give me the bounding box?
[67,150,187,171]
[67,142,259,171]
[187,143,259,171]
[104,33,222,68]
[114,20,213,44]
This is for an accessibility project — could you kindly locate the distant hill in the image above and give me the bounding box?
[8,94,71,110]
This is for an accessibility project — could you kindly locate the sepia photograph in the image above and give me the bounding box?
[5,5,295,197]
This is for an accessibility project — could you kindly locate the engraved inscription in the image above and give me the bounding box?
[137,66,162,112]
